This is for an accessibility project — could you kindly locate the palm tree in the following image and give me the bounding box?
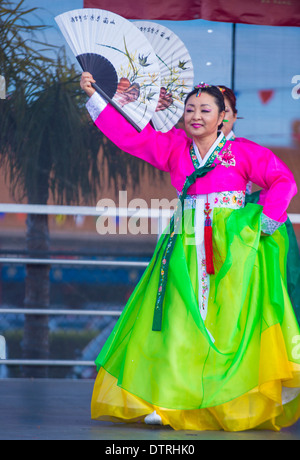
[0,0,159,377]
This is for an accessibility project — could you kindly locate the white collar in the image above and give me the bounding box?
[226,130,235,140]
[193,132,225,167]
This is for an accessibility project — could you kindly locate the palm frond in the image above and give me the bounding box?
[0,1,161,208]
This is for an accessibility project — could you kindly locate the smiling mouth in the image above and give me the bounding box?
[191,124,203,128]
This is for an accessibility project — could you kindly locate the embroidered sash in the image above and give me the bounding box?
[152,135,227,331]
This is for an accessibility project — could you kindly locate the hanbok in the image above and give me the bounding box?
[87,93,300,431]
[229,132,300,323]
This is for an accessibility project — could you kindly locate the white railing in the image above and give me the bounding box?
[0,309,122,368]
[0,203,173,224]
[0,307,123,368]
[289,214,300,224]
[0,203,299,370]
[1,203,298,223]
[0,258,149,267]
[0,203,173,370]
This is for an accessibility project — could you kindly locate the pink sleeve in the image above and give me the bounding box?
[94,104,188,173]
[241,141,297,223]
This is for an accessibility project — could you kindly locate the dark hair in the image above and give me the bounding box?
[217,85,238,114]
[184,85,226,130]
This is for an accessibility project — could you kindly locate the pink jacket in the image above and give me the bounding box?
[93,104,297,224]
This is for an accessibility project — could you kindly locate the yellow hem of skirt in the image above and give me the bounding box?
[91,324,300,432]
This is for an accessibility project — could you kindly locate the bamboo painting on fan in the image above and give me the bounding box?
[98,38,160,110]
[55,8,161,130]
[135,21,194,132]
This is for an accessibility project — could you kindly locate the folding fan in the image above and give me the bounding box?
[55,9,161,131]
[134,21,194,132]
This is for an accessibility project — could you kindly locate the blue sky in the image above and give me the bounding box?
[19,1,300,147]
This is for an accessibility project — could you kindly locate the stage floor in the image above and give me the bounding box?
[0,379,299,441]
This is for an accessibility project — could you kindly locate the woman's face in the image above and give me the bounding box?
[184,93,225,140]
[222,96,237,136]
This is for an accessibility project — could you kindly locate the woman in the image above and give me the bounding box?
[81,73,300,432]
[219,85,238,141]
[220,84,300,323]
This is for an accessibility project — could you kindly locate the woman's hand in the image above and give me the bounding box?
[80,72,96,98]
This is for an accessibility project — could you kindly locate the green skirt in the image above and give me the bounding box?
[91,204,300,431]
[246,190,300,323]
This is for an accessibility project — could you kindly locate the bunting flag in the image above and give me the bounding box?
[292,120,300,145]
[84,0,300,27]
[258,89,275,105]
[55,215,67,226]
[16,214,26,223]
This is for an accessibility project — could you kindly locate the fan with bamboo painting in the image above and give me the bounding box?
[55,9,161,131]
[135,21,194,132]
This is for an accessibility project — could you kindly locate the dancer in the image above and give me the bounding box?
[219,85,238,141]
[220,84,300,322]
[81,73,300,432]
